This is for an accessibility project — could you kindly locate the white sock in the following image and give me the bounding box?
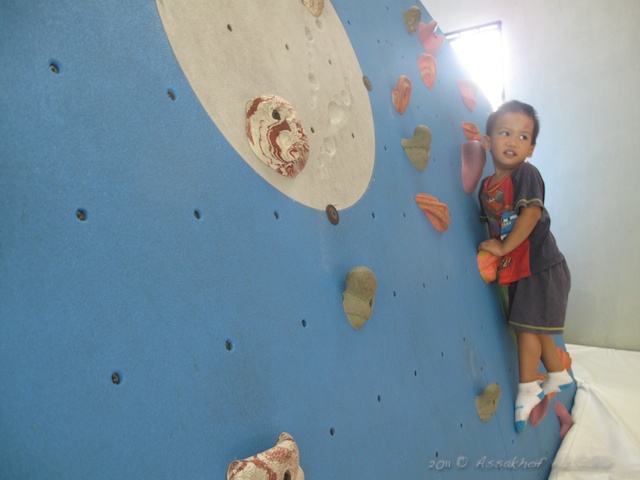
[515,381,544,432]
[541,370,574,396]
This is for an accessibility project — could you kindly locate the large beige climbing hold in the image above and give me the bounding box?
[476,384,501,423]
[342,266,377,330]
[402,125,432,172]
[227,432,304,480]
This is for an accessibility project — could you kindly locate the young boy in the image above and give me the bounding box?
[477,100,574,432]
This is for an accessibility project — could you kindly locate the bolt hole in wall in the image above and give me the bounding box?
[167,89,176,100]
[111,372,121,385]
[225,340,234,351]
[193,209,201,219]
[49,60,60,74]
[76,209,87,221]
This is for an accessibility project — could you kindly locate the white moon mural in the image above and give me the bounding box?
[156,0,375,210]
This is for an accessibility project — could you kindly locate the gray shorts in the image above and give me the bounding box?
[508,259,571,334]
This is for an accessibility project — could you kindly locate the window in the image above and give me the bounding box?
[445,21,504,110]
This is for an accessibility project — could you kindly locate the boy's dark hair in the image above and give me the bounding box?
[485,100,540,145]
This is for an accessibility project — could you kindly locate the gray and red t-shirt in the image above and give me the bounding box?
[479,162,565,285]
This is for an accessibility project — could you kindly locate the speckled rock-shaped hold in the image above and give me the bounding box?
[402,125,432,172]
[476,384,501,422]
[301,0,324,17]
[246,95,310,178]
[227,432,305,480]
[417,53,437,89]
[343,266,377,330]
[418,20,445,56]
[461,140,487,193]
[391,75,412,115]
[402,6,421,35]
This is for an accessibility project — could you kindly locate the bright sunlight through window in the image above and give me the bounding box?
[445,21,504,111]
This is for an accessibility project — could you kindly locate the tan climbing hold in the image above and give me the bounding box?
[302,0,324,17]
[402,6,421,35]
[342,266,377,330]
[476,384,501,423]
[227,432,305,480]
[402,125,432,172]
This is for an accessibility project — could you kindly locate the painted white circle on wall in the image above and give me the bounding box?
[156,0,375,210]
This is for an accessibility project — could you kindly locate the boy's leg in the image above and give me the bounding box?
[517,331,541,382]
[539,334,573,395]
[514,331,544,432]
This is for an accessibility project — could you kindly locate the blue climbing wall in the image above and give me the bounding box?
[0,1,575,479]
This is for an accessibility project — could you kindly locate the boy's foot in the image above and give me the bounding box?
[515,381,544,433]
[541,370,574,396]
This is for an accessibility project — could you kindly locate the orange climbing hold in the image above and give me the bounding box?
[415,194,450,232]
[417,53,437,89]
[392,75,412,115]
[418,20,444,56]
[461,122,482,141]
[477,250,500,283]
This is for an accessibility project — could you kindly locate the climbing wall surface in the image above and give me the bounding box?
[0,1,575,479]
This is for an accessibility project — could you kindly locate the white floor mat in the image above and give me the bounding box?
[549,344,640,479]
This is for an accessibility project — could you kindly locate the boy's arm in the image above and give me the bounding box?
[478,206,541,256]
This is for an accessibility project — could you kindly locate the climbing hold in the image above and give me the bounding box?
[246,95,310,178]
[554,401,574,440]
[402,6,421,35]
[302,0,324,17]
[461,122,482,142]
[414,194,450,233]
[391,75,412,115]
[476,250,500,284]
[457,80,478,112]
[363,75,373,91]
[326,204,339,225]
[476,384,501,422]
[401,125,432,172]
[418,20,444,56]
[342,266,377,330]
[461,140,487,193]
[529,395,550,427]
[417,53,437,90]
[226,432,304,480]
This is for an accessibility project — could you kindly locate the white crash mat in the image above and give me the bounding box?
[549,344,640,479]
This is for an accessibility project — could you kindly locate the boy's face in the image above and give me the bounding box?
[483,111,535,172]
